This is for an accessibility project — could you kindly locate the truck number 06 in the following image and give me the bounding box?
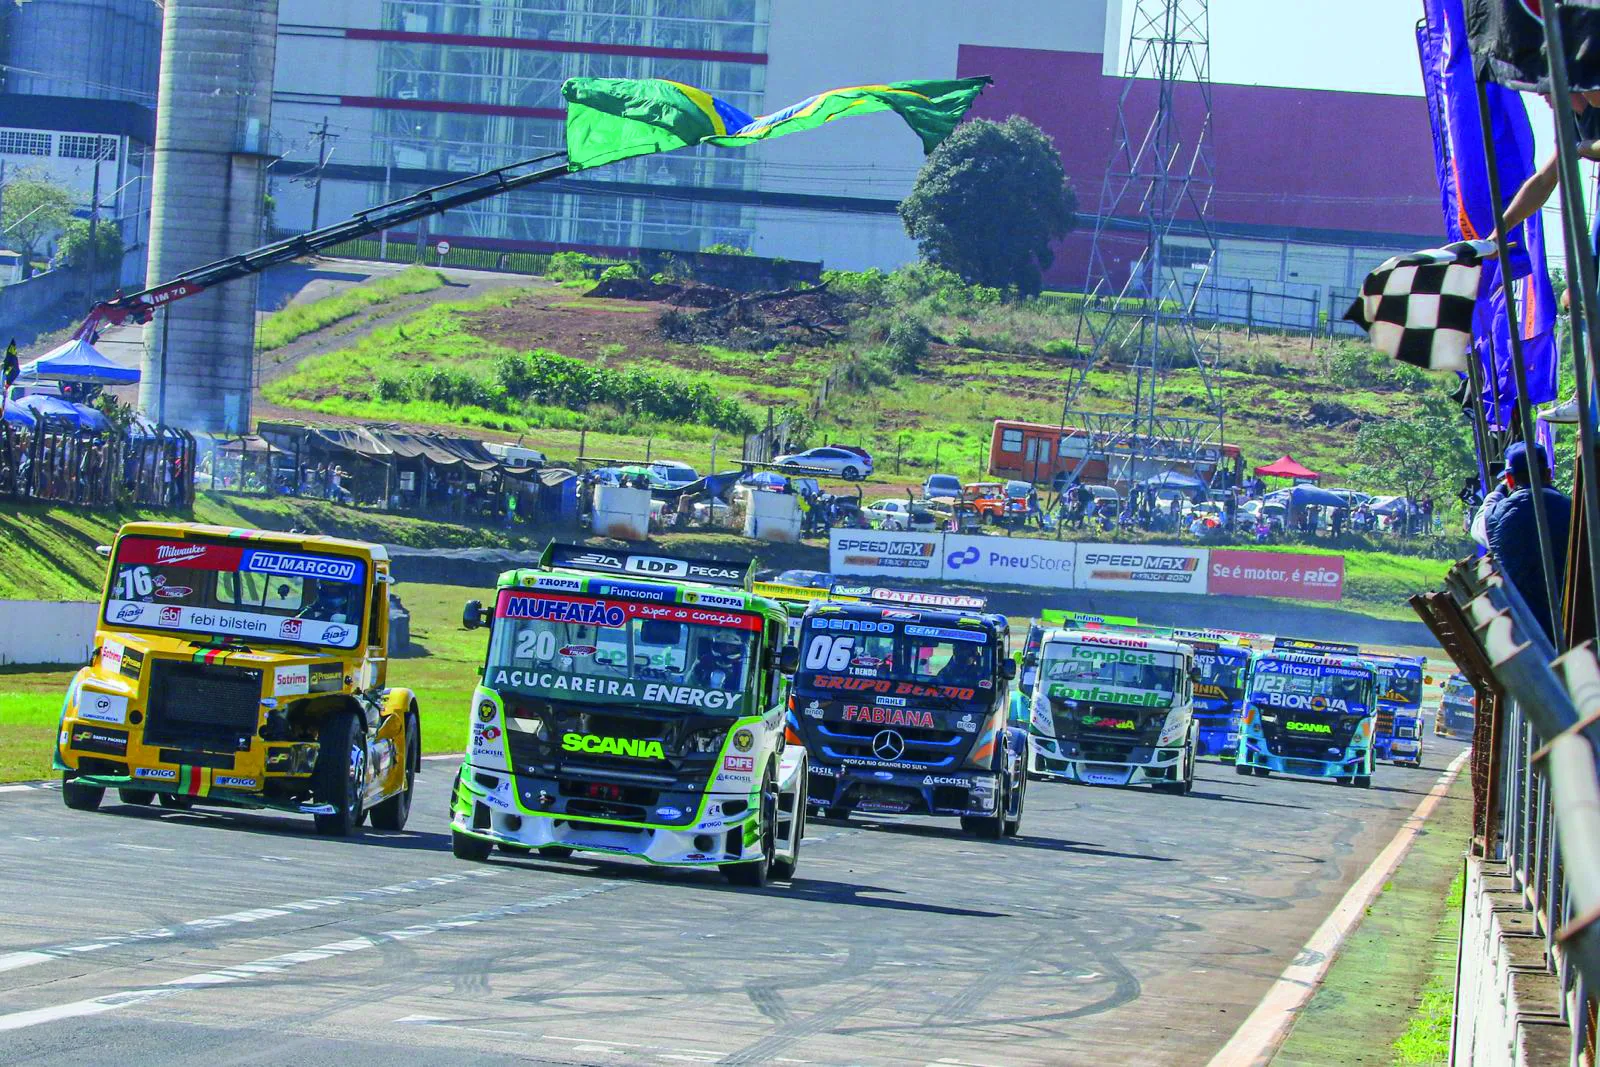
[115,565,154,599]
[804,634,856,671]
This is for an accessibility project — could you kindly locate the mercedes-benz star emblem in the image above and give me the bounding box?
[871,729,905,761]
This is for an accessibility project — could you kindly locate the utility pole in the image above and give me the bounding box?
[310,115,338,231]
[88,138,108,289]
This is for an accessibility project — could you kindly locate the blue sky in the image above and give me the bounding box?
[1209,0,1425,96]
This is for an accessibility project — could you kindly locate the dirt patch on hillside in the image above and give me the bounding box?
[588,277,734,308]
[657,285,853,350]
[461,290,669,359]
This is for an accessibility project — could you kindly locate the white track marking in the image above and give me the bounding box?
[1206,749,1471,1067]
[0,881,625,1033]
[0,869,501,975]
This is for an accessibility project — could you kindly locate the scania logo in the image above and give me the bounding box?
[871,729,905,761]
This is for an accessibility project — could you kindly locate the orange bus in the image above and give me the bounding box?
[988,418,1244,489]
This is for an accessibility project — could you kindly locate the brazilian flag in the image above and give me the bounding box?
[562,76,992,171]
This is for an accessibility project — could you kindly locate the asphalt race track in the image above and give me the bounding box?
[0,740,1466,1066]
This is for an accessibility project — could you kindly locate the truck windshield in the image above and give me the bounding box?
[1250,658,1373,712]
[1375,664,1424,706]
[485,589,761,714]
[1039,642,1181,700]
[1194,646,1249,691]
[103,535,366,649]
[793,617,994,708]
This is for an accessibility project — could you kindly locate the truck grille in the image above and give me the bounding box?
[1375,708,1395,740]
[811,720,966,768]
[143,659,262,752]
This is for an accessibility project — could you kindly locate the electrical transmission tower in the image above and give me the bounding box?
[1062,0,1224,487]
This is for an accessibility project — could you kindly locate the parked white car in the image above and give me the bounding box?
[863,498,938,532]
[773,446,873,480]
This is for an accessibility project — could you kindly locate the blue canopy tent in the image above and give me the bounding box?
[1288,485,1349,510]
[13,394,111,432]
[20,339,140,385]
[2,403,36,430]
[741,471,790,491]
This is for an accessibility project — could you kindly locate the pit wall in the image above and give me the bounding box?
[1451,857,1574,1064]
[0,601,98,666]
[828,530,1346,601]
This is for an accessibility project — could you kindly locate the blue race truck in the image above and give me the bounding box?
[1189,639,1251,760]
[1236,650,1378,787]
[1368,655,1425,768]
[789,591,1028,839]
[1436,673,1477,740]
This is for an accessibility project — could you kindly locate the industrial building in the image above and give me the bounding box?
[269,0,1441,304]
[0,0,162,286]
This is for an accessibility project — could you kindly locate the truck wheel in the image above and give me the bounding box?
[312,711,366,837]
[1355,774,1373,789]
[497,842,532,855]
[1251,767,1270,778]
[723,776,777,887]
[770,779,806,880]
[824,805,851,821]
[1234,762,1253,776]
[537,846,575,859]
[369,714,417,831]
[452,828,493,861]
[117,788,154,806]
[62,774,104,812]
[1003,772,1026,837]
[158,792,193,810]
[1155,745,1196,795]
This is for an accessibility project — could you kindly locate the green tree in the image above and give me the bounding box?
[1352,389,1475,506]
[0,169,74,279]
[54,218,123,274]
[899,116,1076,298]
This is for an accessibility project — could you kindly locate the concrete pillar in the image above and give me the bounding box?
[140,0,278,434]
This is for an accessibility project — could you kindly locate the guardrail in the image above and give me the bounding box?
[1413,556,1600,1062]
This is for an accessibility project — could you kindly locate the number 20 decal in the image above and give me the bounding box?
[804,634,856,671]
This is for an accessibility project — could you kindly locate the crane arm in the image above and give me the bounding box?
[75,151,570,340]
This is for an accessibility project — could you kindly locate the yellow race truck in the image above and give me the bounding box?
[54,521,419,835]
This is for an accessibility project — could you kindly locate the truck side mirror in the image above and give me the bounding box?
[463,600,488,630]
[778,645,800,675]
[1189,667,1203,684]
[1000,658,1017,681]
[95,544,112,557]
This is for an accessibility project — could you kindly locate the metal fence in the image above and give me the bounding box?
[1181,271,1323,337]
[1413,557,1600,1062]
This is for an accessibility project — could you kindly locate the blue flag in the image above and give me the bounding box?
[1418,0,1556,428]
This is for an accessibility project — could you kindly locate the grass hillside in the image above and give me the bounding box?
[263,263,1437,487]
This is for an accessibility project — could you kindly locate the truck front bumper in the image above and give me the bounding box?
[451,763,757,866]
[1238,737,1369,778]
[806,761,1001,818]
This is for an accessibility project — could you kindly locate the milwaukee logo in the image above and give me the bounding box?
[155,544,207,564]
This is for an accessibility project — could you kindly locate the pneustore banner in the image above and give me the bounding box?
[939,534,1076,590]
[1207,549,1345,602]
[1073,545,1210,594]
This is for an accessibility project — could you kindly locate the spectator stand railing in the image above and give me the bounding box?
[1414,555,1600,1061]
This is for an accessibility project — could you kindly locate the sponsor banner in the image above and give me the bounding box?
[70,723,129,756]
[105,601,359,649]
[830,531,943,579]
[1076,545,1208,593]
[496,590,762,632]
[115,539,365,585]
[1209,550,1344,602]
[488,668,743,711]
[940,534,1076,590]
[78,689,129,725]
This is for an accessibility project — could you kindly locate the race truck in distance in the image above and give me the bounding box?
[1368,655,1425,768]
[1187,639,1252,760]
[452,544,806,886]
[55,522,419,835]
[788,591,1026,838]
[1236,650,1378,786]
[1436,673,1477,739]
[1028,629,1198,793]
[753,579,860,645]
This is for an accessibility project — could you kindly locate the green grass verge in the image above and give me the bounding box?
[1273,768,1471,1067]
[0,581,490,782]
[258,267,446,351]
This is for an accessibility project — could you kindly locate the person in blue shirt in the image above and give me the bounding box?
[1472,442,1572,640]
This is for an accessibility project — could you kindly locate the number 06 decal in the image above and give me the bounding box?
[804,634,856,671]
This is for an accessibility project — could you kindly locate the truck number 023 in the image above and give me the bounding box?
[804,634,856,671]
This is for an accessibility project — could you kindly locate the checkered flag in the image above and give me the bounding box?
[1343,240,1491,372]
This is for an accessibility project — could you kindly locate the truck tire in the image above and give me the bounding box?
[537,846,575,859]
[1355,774,1373,789]
[769,779,806,880]
[369,714,417,831]
[1003,772,1026,837]
[158,792,193,810]
[118,788,154,806]
[824,805,851,821]
[1155,743,1196,795]
[1251,766,1270,778]
[452,828,493,861]
[723,775,777,887]
[62,774,104,812]
[312,710,366,837]
[497,842,532,855]
[1234,762,1253,776]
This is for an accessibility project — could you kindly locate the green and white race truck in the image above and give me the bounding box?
[451,544,807,886]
